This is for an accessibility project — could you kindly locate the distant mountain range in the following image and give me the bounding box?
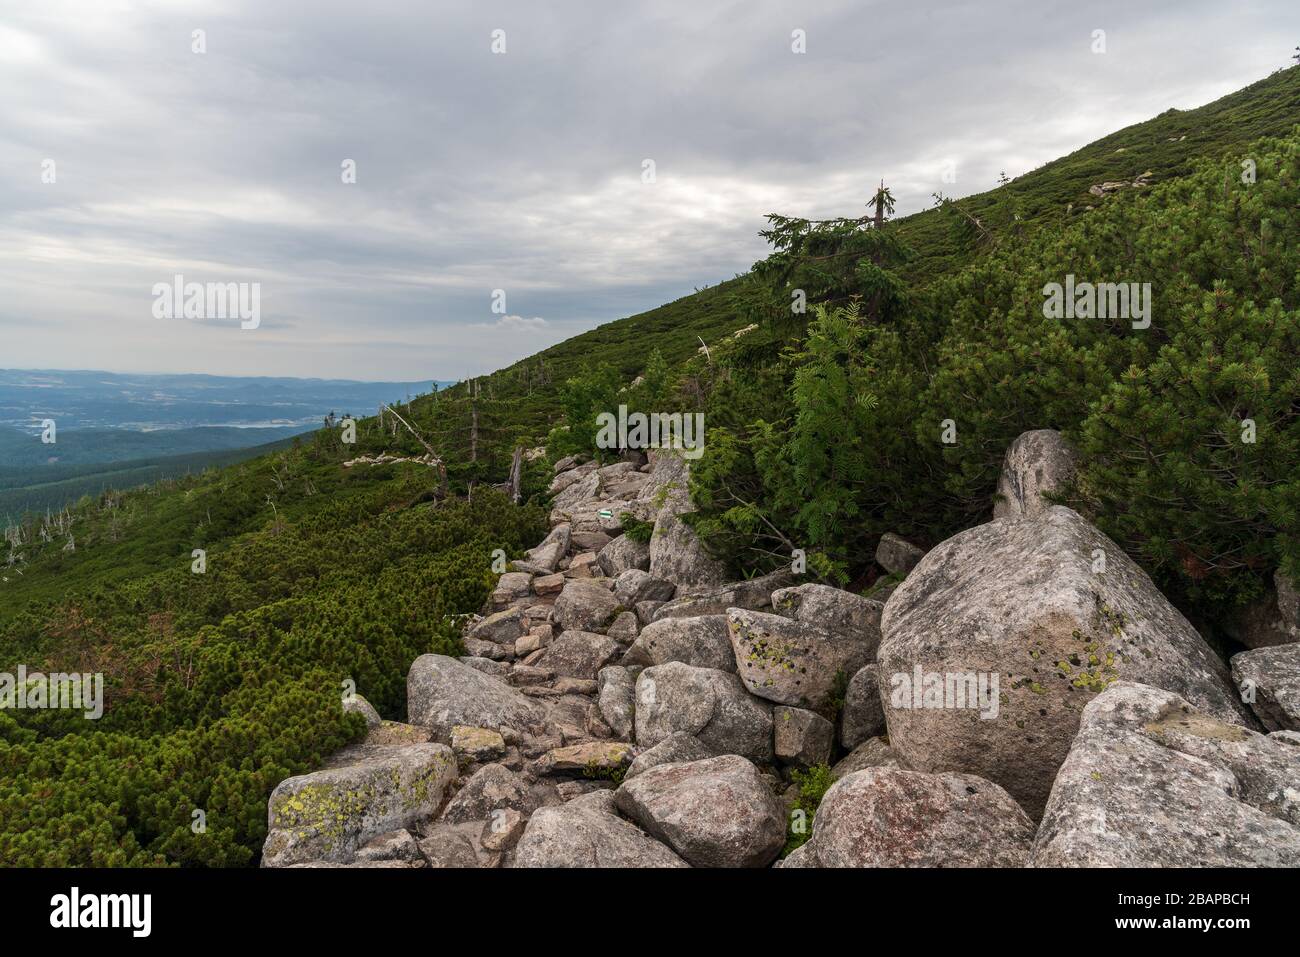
[0,369,448,434]
[0,369,454,516]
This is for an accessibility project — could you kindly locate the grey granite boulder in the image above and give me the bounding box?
[597,533,652,576]
[770,582,884,653]
[774,706,834,767]
[440,763,548,825]
[840,664,885,749]
[537,629,620,680]
[1232,643,1300,732]
[632,614,736,672]
[635,661,773,763]
[727,607,874,711]
[992,428,1078,521]
[262,743,458,867]
[407,654,550,742]
[874,533,926,576]
[800,767,1034,867]
[1033,682,1300,866]
[877,506,1250,815]
[597,665,637,740]
[614,755,785,867]
[553,579,623,633]
[625,731,714,779]
[512,803,688,868]
[613,569,677,606]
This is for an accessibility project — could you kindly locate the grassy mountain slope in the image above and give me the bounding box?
[425,65,1300,428]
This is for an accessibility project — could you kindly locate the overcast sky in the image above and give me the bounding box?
[2,0,1296,382]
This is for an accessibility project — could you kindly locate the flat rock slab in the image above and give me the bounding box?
[800,766,1034,867]
[263,743,458,867]
[652,569,795,621]
[625,732,714,779]
[535,741,633,776]
[615,755,786,867]
[1032,681,1300,867]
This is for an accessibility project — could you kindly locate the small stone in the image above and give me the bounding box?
[773,706,834,767]
[874,532,926,575]
[534,573,565,596]
[480,809,526,852]
[451,725,507,764]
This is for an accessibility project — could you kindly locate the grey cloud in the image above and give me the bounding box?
[1,0,1295,379]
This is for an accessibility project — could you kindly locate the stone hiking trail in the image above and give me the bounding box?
[261,432,1300,869]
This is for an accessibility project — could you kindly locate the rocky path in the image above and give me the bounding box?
[262,434,1300,868]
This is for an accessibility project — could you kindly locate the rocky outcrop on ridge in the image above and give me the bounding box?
[263,435,1296,869]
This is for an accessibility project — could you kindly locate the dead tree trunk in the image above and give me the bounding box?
[507,446,523,504]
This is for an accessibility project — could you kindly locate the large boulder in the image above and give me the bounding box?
[537,629,620,680]
[613,569,677,606]
[1231,643,1300,732]
[770,583,883,652]
[466,606,526,645]
[877,506,1250,814]
[649,510,728,594]
[1032,682,1300,866]
[727,608,874,711]
[797,767,1034,867]
[550,468,601,513]
[632,615,736,672]
[553,580,623,633]
[652,569,797,621]
[635,662,773,763]
[512,803,689,868]
[642,453,726,592]
[614,755,785,867]
[407,654,550,742]
[992,428,1077,521]
[262,744,458,867]
[440,764,547,824]
[597,534,651,576]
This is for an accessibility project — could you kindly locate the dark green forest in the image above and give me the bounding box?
[2,65,1298,865]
